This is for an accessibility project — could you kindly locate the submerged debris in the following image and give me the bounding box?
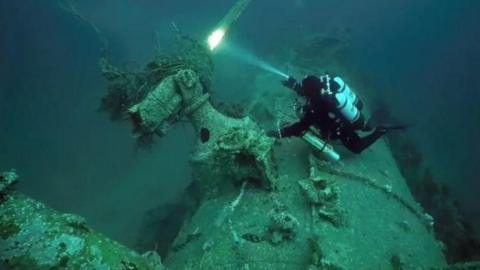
[298,176,343,227]
[99,33,213,147]
[267,206,299,245]
[298,178,337,205]
[191,117,277,192]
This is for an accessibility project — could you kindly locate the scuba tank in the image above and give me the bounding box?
[321,75,361,125]
[333,77,360,123]
[302,128,340,162]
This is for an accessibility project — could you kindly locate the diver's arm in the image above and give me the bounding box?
[281,76,302,93]
[278,112,314,138]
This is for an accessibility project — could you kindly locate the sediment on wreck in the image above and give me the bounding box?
[0,171,165,270]
[5,0,470,268]
[173,69,277,193]
[97,32,448,268]
[92,0,451,267]
[112,67,447,269]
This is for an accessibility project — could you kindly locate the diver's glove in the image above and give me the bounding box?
[281,76,297,89]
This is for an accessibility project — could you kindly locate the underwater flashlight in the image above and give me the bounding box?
[207,0,252,51]
[208,28,226,50]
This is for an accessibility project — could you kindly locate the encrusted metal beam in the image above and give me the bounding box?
[0,172,165,270]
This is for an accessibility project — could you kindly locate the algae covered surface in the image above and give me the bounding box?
[1,0,480,269]
[162,69,447,269]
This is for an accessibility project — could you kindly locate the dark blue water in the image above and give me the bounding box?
[1,0,479,261]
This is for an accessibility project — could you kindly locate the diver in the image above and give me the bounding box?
[268,74,405,154]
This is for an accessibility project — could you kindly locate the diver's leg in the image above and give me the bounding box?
[353,114,367,130]
[340,128,386,154]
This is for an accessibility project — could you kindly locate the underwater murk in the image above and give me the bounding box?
[1,0,479,269]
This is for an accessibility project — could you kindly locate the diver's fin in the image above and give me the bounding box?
[377,124,410,133]
[375,124,409,134]
[384,124,409,131]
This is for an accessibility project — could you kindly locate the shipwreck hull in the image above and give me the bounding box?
[163,135,447,269]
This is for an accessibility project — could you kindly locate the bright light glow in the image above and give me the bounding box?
[222,43,289,79]
[208,28,226,50]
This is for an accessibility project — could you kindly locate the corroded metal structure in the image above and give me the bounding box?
[0,171,164,270]
[3,0,479,269]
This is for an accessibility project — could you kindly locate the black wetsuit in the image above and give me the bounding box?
[279,76,386,154]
